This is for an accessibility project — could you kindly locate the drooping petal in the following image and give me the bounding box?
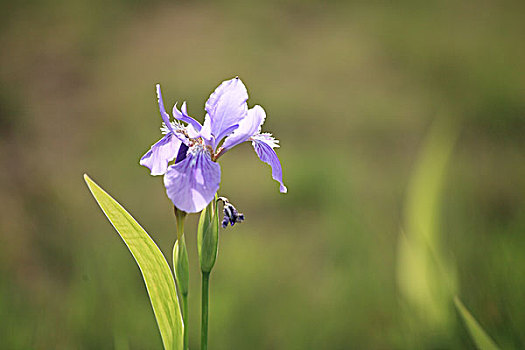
[173,102,203,132]
[251,134,287,193]
[140,133,182,176]
[222,105,266,151]
[164,148,221,213]
[205,77,248,147]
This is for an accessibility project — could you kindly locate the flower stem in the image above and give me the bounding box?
[201,271,210,350]
[181,288,189,350]
[174,208,189,350]
[176,237,189,350]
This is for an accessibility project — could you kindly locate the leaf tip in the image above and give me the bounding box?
[83,174,96,192]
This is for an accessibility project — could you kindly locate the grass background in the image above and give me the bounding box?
[1,0,524,348]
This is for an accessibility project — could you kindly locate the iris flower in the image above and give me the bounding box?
[140,77,287,213]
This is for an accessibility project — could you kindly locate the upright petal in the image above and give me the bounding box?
[251,134,287,193]
[205,77,248,147]
[164,148,221,213]
[173,102,203,132]
[199,115,213,146]
[156,84,173,132]
[140,133,182,176]
[222,105,266,151]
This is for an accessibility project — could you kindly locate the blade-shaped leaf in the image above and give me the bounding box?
[454,296,500,350]
[84,174,183,350]
[397,117,459,336]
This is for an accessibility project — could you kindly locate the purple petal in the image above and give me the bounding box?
[156,84,173,132]
[251,134,287,193]
[140,133,182,176]
[175,143,189,164]
[222,105,266,151]
[205,77,248,147]
[164,148,221,213]
[199,115,213,146]
[173,102,203,132]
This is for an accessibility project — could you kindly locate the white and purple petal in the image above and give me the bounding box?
[251,133,287,193]
[156,84,173,132]
[222,105,266,152]
[164,148,221,213]
[205,77,248,147]
[199,115,213,146]
[140,133,182,176]
[156,84,189,145]
[173,102,203,132]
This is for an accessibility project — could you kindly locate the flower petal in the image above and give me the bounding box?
[175,143,189,164]
[251,134,287,193]
[140,133,182,176]
[199,115,213,146]
[164,148,221,213]
[222,105,266,151]
[156,84,173,132]
[205,77,248,147]
[173,102,203,132]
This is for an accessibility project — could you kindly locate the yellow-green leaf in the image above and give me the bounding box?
[84,174,183,350]
[397,117,459,335]
[454,297,500,350]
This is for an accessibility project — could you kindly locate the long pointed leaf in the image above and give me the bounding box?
[397,117,459,334]
[84,174,183,350]
[454,297,500,350]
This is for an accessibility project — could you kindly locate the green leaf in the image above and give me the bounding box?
[454,297,500,350]
[404,116,460,248]
[397,117,459,334]
[197,199,219,273]
[84,174,183,350]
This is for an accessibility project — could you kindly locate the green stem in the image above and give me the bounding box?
[181,290,188,350]
[175,208,186,241]
[174,208,189,350]
[201,271,210,350]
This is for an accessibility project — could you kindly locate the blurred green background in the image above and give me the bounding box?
[1,0,524,349]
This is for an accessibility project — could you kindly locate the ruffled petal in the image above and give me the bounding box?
[140,133,182,176]
[251,134,287,193]
[222,105,266,151]
[173,102,203,132]
[205,77,248,147]
[164,148,221,213]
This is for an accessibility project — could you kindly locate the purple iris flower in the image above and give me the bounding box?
[140,77,287,213]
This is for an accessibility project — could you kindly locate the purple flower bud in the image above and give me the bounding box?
[218,197,244,228]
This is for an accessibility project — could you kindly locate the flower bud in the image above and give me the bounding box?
[218,197,244,228]
[198,199,219,273]
[173,208,189,296]
[173,236,189,296]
